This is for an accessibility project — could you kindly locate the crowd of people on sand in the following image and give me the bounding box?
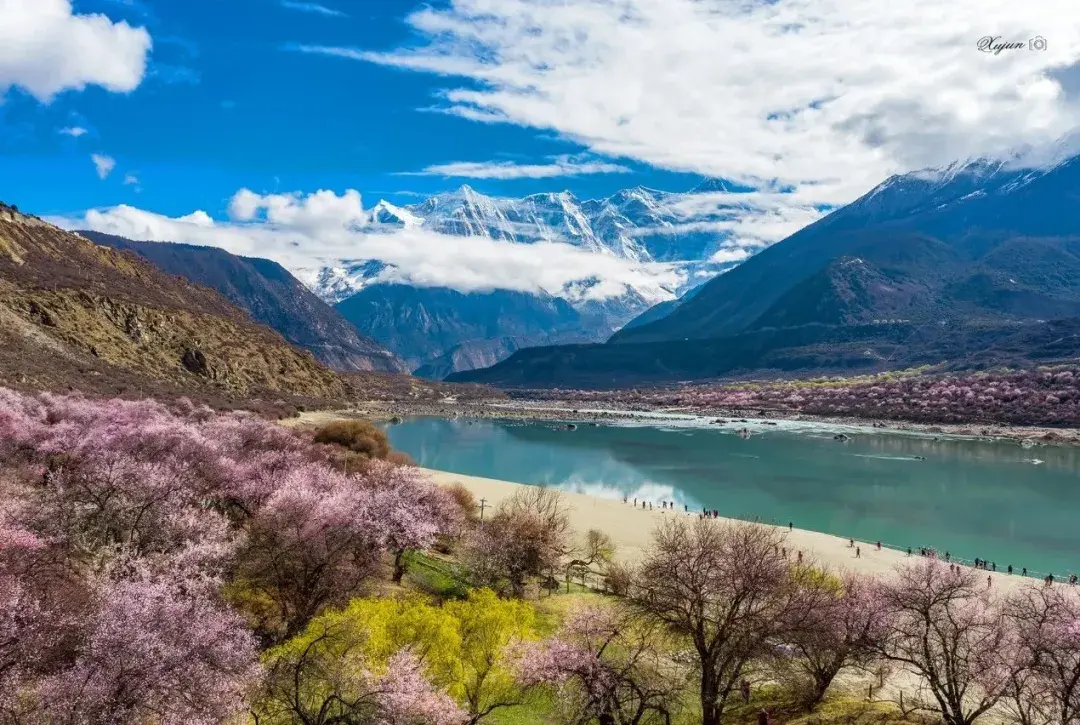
[620,496,1077,586]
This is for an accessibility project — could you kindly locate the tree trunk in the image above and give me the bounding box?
[805,666,839,710]
[392,549,406,583]
[700,663,721,725]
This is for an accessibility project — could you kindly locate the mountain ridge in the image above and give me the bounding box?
[453,152,1080,386]
[334,283,598,373]
[78,231,407,374]
[0,204,349,406]
[614,154,1080,345]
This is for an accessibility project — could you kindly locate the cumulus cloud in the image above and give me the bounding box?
[91,154,116,180]
[405,155,632,179]
[59,126,88,137]
[280,1,346,17]
[0,0,152,101]
[63,189,682,303]
[351,0,1080,208]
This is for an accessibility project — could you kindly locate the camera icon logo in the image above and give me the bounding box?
[1029,35,1047,51]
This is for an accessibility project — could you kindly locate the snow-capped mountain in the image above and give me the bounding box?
[310,180,787,377]
[614,149,1080,346]
[311,182,752,305]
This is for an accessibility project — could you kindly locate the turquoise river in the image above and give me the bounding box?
[387,415,1080,578]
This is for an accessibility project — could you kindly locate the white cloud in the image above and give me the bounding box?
[288,44,374,62]
[62,189,682,304]
[280,1,345,17]
[405,155,632,179]
[91,154,116,180]
[628,190,826,255]
[0,0,152,101]
[709,248,753,265]
[352,0,1080,209]
[59,126,88,137]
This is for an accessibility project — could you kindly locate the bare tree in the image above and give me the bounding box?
[464,487,572,598]
[1004,585,1080,725]
[565,529,616,590]
[627,518,806,725]
[879,559,1012,725]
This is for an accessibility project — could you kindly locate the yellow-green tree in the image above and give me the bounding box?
[445,589,536,721]
[255,590,537,724]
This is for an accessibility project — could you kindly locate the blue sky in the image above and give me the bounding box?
[0,0,703,219]
[3,0,1078,301]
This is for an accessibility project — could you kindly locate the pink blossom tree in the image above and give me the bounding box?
[36,576,261,725]
[360,461,464,583]
[878,560,1012,725]
[629,518,808,725]
[232,465,386,643]
[1004,585,1080,725]
[0,386,469,720]
[513,604,680,725]
[785,572,888,709]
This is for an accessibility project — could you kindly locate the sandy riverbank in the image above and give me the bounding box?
[423,467,1043,594]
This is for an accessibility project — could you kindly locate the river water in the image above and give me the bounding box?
[386,416,1080,578]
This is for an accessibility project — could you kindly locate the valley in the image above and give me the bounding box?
[7,5,1080,725]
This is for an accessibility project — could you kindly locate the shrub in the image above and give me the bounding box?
[312,419,390,459]
[603,561,633,597]
[446,482,480,524]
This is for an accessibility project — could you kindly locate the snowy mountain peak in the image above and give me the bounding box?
[692,178,731,194]
[309,181,763,308]
[369,200,422,228]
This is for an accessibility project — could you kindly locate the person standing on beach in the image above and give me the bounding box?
[876,541,881,551]
[1023,567,1028,576]
[988,575,992,588]
[1008,565,1013,575]
[849,538,854,548]
[856,546,861,559]
[945,551,951,562]
[789,521,793,532]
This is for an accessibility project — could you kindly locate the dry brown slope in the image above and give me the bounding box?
[0,204,348,403]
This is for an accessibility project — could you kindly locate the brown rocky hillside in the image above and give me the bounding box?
[0,203,349,404]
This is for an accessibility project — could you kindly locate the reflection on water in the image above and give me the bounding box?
[387,418,1080,577]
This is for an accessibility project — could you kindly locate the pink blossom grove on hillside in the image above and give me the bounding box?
[0,387,462,723]
[521,366,1080,427]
